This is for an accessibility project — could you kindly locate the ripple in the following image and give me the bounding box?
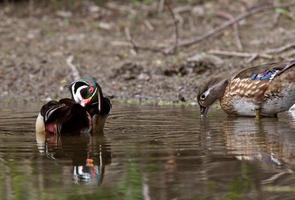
[0,104,295,199]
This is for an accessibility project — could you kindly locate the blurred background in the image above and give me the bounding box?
[0,0,294,104]
[0,2,295,200]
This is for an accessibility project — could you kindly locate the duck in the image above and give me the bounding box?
[197,59,295,118]
[69,77,111,117]
[35,98,92,137]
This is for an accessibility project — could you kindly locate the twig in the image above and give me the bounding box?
[110,41,130,47]
[173,5,191,14]
[158,0,165,13]
[273,12,281,26]
[129,45,164,53]
[123,0,179,55]
[111,40,167,50]
[209,50,273,59]
[209,42,295,63]
[272,0,281,26]
[265,43,295,54]
[246,53,258,63]
[164,2,295,53]
[144,20,154,31]
[124,27,138,55]
[217,11,243,51]
[209,50,273,63]
[66,55,81,80]
[165,1,179,54]
[281,49,295,59]
[123,28,164,53]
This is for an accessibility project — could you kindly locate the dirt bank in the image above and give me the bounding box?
[1,0,295,104]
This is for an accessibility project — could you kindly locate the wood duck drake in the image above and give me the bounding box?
[197,59,295,118]
[69,77,111,117]
[35,98,92,136]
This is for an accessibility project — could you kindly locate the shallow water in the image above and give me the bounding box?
[0,103,295,200]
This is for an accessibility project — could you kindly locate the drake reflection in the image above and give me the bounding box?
[35,130,111,185]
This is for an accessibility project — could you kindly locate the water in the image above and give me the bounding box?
[0,103,295,200]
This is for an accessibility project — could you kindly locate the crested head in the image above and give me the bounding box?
[69,77,101,107]
[197,77,229,116]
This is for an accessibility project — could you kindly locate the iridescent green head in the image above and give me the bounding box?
[69,77,101,107]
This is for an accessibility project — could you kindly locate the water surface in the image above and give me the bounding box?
[0,103,295,200]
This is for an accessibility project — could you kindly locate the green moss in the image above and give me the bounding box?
[223,163,255,200]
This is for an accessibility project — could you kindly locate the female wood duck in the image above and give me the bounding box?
[69,77,111,117]
[35,98,92,137]
[197,60,295,118]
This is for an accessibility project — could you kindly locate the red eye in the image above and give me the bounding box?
[89,86,94,93]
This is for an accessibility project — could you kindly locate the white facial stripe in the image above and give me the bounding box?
[98,88,101,112]
[71,80,90,103]
[204,89,210,96]
[71,83,79,103]
[76,85,88,103]
[90,88,97,99]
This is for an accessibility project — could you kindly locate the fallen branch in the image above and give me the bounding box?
[217,11,243,51]
[173,5,191,14]
[124,27,138,54]
[66,55,81,80]
[209,50,273,59]
[281,49,295,59]
[165,1,179,54]
[124,27,165,54]
[144,20,154,31]
[164,2,295,53]
[158,0,165,13]
[208,40,295,63]
[209,50,273,63]
[209,42,295,63]
[123,0,179,55]
[246,53,258,63]
[265,43,295,54]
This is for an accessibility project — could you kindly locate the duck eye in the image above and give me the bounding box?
[89,86,95,93]
[80,88,90,98]
[200,94,206,100]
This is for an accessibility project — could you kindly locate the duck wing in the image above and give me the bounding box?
[232,61,291,80]
[40,98,91,134]
[228,60,294,104]
[40,100,67,123]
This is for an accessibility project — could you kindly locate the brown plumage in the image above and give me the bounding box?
[198,60,295,117]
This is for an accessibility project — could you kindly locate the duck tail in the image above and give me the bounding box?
[276,59,295,77]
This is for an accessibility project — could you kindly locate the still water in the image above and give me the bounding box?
[0,102,295,200]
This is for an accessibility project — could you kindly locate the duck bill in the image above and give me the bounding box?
[200,105,209,117]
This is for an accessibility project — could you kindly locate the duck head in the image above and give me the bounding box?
[197,78,228,117]
[69,77,111,116]
[69,77,100,107]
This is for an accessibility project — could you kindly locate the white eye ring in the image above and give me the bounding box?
[200,94,206,100]
[200,89,210,101]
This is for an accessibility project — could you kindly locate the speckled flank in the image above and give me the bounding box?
[220,66,295,116]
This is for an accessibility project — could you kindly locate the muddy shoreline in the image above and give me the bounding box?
[1,1,295,105]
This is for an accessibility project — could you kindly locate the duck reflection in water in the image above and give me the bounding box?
[35,129,111,185]
[222,114,295,182]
